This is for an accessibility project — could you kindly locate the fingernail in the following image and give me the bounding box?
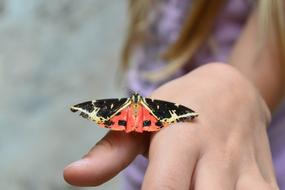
[65,158,89,170]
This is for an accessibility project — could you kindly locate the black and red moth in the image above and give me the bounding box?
[70,93,198,133]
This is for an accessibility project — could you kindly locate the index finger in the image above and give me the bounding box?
[64,131,149,186]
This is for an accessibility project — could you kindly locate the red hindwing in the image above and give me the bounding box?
[98,104,165,133]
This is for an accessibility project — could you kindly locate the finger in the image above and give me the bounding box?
[254,130,279,186]
[64,131,149,186]
[142,123,200,190]
[193,150,238,190]
[236,162,279,190]
[236,172,278,190]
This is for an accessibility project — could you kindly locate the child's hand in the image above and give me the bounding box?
[64,63,279,189]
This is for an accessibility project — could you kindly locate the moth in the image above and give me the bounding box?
[70,93,198,133]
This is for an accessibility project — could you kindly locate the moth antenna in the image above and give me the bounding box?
[128,89,141,97]
[130,90,137,95]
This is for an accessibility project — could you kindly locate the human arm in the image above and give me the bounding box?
[229,9,285,111]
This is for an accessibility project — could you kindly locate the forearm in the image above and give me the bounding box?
[229,9,285,111]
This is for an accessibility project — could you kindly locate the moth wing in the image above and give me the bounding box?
[141,97,198,124]
[70,98,131,124]
[100,107,129,131]
[141,106,166,132]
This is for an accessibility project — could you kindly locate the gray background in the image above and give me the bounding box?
[0,0,127,189]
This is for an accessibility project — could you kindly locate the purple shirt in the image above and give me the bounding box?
[125,0,285,189]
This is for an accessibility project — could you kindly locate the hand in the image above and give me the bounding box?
[64,63,279,189]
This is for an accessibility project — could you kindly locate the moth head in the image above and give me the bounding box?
[131,92,141,103]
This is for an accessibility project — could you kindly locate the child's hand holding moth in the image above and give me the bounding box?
[64,63,278,189]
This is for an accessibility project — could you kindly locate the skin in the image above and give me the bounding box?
[63,8,284,190]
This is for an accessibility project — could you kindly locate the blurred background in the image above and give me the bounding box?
[0,0,127,189]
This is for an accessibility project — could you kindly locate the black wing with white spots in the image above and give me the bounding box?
[142,98,198,124]
[70,98,130,123]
